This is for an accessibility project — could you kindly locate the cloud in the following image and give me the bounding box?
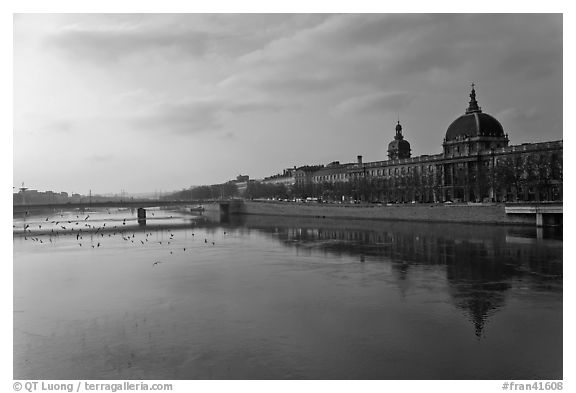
[13,14,562,193]
[495,105,562,143]
[385,14,562,82]
[495,106,549,135]
[87,154,115,163]
[40,14,326,64]
[38,14,562,114]
[45,26,213,62]
[221,14,561,101]
[14,114,76,136]
[130,99,282,134]
[235,14,432,66]
[497,107,541,123]
[38,118,74,134]
[334,91,417,116]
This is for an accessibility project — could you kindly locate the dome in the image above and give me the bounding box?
[388,139,411,151]
[445,84,504,141]
[388,120,411,160]
[446,112,504,141]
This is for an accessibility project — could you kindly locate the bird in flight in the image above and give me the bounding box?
[152,261,163,267]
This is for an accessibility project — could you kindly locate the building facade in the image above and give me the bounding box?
[294,86,562,203]
[262,168,297,187]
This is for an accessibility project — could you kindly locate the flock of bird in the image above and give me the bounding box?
[15,210,228,267]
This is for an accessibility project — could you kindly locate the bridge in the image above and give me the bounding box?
[505,202,563,227]
[12,200,219,214]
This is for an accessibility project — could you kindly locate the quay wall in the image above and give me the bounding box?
[229,201,537,226]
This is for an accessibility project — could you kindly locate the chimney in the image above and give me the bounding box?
[357,155,363,165]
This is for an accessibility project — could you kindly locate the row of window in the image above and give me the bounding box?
[313,165,438,182]
[310,153,560,183]
[446,142,505,155]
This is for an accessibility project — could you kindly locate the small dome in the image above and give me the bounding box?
[388,120,411,160]
[388,139,411,151]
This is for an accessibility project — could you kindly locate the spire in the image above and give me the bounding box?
[466,82,482,114]
[395,119,403,140]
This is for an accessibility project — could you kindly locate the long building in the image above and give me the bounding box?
[283,85,563,203]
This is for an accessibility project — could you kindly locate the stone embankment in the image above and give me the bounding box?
[227,200,537,226]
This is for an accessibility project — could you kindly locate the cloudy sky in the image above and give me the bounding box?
[13,13,562,195]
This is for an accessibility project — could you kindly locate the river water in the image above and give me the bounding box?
[13,207,562,380]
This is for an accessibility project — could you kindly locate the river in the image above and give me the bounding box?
[13,207,562,379]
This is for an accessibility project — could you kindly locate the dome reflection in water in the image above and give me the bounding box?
[13,208,562,380]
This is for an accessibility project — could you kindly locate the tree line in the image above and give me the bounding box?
[163,182,239,200]
[162,152,561,203]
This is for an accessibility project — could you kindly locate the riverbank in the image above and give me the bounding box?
[219,200,546,226]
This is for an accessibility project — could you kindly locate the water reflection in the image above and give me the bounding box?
[226,215,562,339]
[14,209,562,379]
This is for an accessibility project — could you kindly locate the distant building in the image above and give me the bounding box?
[262,168,297,187]
[13,189,74,205]
[228,175,251,196]
[294,165,324,186]
[267,85,562,203]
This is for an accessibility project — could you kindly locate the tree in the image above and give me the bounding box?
[525,154,553,201]
[406,168,421,202]
[493,155,523,201]
[472,161,488,202]
[244,182,289,199]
